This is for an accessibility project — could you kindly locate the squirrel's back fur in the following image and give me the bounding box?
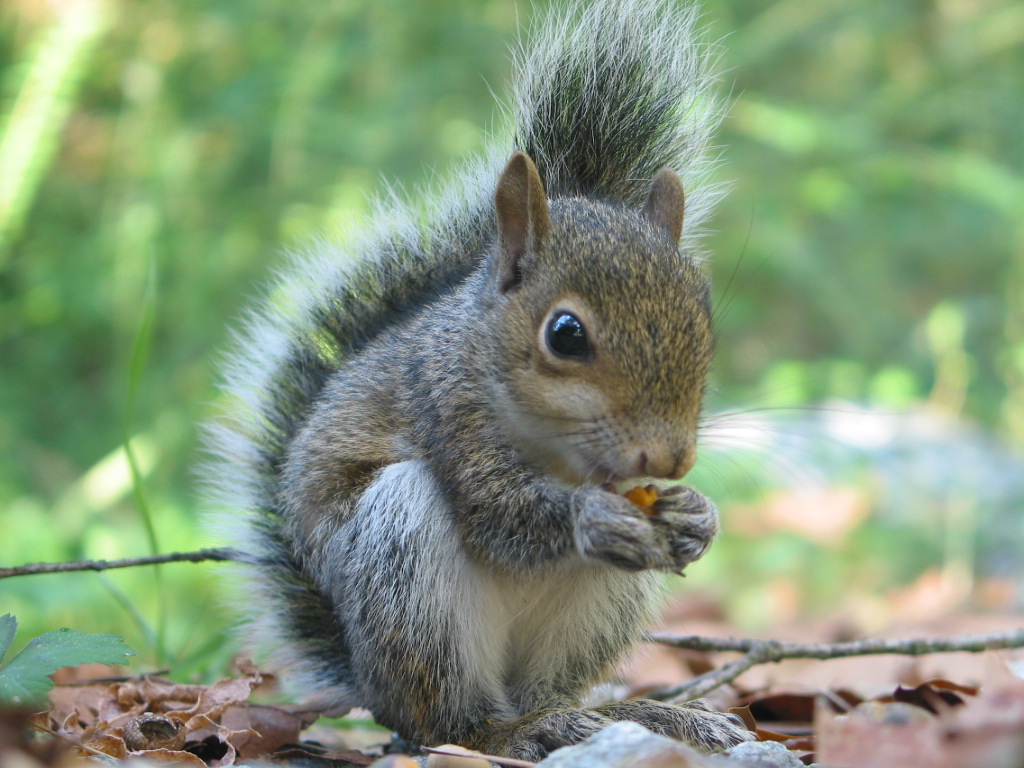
[205,0,722,718]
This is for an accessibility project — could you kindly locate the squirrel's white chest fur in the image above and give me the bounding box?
[355,461,659,714]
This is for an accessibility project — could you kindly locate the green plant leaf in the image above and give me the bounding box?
[0,614,17,666]
[0,628,135,707]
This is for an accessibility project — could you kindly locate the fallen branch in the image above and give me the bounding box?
[10,550,1022,707]
[0,548,246,579]
[648,628,1024,702]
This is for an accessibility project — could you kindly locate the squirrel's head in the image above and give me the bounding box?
[482,151,714,487]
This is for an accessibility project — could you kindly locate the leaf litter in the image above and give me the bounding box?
[13,652,1024,766]
[34,662,371,766]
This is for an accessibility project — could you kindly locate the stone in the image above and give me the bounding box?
[714,740,805,768]
[536,721,719,768]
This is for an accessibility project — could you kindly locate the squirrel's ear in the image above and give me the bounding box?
[494,151,550,293]
[642,167,685,245]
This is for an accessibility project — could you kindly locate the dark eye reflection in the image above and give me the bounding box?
[546,311,590,358]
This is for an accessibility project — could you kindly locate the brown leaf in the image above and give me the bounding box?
[742,692,816,724]
[185,674,261,720]
[754,727,798,743]
[780,736,815,752]
[80,734,128,759]
[889,681,971,714]
[727,705,756,731]
[220,703,318,759]
[922,678,980,697]
[132,747,210,766]
[42,669,285,765]
[816,682,1024,768]
[3,709,76,765]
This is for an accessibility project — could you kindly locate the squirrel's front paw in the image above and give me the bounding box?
[649,485,720,569]
[573,485,718,572]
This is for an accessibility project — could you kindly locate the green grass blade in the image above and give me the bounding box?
[97,574,161,661]
[121,255,167,664]
[0,0,111,263]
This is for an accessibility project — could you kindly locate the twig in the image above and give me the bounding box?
[0,548,246,579]
[61,669,171,685]
[30,720,110,758]
[423,744,537,767]
[648,628,1024,702]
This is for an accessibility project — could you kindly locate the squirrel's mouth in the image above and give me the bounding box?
[587,461,640,488]
[583,454,669,491]
[587,464,623,485]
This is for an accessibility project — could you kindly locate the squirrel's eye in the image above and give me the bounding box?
[546,311,590,359]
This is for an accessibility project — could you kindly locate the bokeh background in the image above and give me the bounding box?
[1,0,1022,681]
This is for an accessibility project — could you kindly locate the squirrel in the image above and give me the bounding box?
[204,0,754,760]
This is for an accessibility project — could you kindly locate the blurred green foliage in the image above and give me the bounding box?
[0,0,1021,676]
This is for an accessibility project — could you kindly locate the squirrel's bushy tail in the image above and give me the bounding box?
[205,0,720,706]
[512,0,720,222]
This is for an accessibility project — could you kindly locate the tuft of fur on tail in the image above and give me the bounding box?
[202,0,722,707]
[512,0,722,221]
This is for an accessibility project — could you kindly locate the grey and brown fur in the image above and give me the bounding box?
[204,0,752,759]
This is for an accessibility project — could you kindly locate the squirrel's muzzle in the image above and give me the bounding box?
[637,444,694,480]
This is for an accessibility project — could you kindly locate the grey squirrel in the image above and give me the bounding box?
[205,0,754,759]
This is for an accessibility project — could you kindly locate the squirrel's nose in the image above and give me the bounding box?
[638,446,694,479]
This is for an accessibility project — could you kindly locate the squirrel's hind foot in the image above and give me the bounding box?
[595,697,756,752]
[468,706,614,762]
[466,698,753,760]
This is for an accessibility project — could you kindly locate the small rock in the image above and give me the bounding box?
[536,721,718,768]
[714,740,805,768]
